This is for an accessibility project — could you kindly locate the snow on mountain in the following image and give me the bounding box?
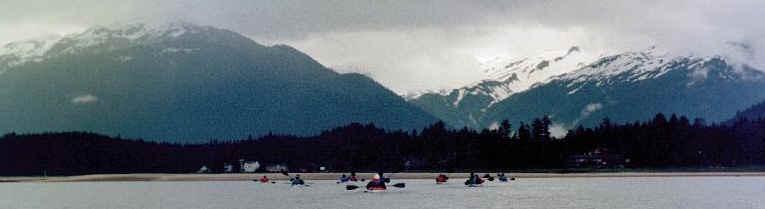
[553,46,754,95]
[408,45,765,130]
[0,22,209,73]
[480,46,765,132]
[406,46,598,107]
[0,36,62,71]
[483,46,587,82]
[53,22,209,54]
[475,46,597,105]
[0,22,440,141]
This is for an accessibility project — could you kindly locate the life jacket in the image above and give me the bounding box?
[366,179,387,190]
[349,176,358,181]
[259,177,269,183]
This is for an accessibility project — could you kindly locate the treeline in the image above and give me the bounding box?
[1,113,764,176]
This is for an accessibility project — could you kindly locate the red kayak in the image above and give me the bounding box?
[367,186,387,191]
[436,175,448,184]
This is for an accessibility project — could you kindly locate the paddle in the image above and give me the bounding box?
[392,183,406,188]
[483,174,495,181]
[280,171,292,180]
[384,169,408,188]
[346,185,360,190]
[345,169,405,191]
[280,171,310,187]
[345,182,406,190]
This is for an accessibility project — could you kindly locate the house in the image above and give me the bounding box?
[566,148,625,168]
[265,164,288,172]
[197,165,209,173]
[242,161,260,173]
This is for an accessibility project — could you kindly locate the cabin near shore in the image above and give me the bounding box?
[566,148,626,168]
[241,160,260,173]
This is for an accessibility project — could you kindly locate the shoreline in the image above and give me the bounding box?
[2,171,765,183]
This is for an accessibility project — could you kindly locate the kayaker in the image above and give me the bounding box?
[349,172,358,182]
[436,173,448,183]
[338,174,350,183]
[465,172,484,185]
[291,174,305,186]
[483,173,495,181]
[259,175,269,183]
[498,173,508,182]
[366,173,387,190]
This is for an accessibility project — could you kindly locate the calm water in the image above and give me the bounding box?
[2,177,764,209]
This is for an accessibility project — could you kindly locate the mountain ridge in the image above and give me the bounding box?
[409,46,765,130]
[0,22,439,142]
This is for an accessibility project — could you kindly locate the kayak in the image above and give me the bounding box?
[291,180,306,187]
[365,186,387,192]
[464,179,485,185]
[466,184,483,187]
[436,177,448,184]
[367,186,387,190]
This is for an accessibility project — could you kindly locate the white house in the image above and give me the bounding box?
[242,161,260,173]
[198,165,209,173]
[265,164,288,172]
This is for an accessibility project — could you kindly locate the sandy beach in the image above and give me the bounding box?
[1,172,764,182]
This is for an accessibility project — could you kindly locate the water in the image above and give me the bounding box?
[2,177,764,209]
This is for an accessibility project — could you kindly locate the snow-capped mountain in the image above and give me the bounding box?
[0,22,210,73]
[480,46,593,98]
[0,22,438,142]
[0,36,61,72]
[407,46,598,128]
[554,47,763,93]
[410,46,765,131]
[408,46,595,106]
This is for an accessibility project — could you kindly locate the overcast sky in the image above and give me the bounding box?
[2,0,763,93]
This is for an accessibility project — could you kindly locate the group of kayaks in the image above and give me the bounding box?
[255,172,307,186]
[339,172,405,192]
[460,172,515,187]
[254,172,515,191]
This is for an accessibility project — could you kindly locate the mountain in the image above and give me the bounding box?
[409,46,765,132]
[407,46,596,128]
[727,100,765,123]
[485,48,765,130]
[0,22,438,142]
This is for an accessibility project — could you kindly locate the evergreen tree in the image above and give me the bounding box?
[518,122,531,141]
[498,119,512,139]
[531,118,550,141]
[541,115,552,139]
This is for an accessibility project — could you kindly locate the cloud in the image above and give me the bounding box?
[71,94,98,104]
[487,121,500,130]
[549,123,568,138]
[2,0,764,92]
[572,103,603,125]
[584,103,603,114]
